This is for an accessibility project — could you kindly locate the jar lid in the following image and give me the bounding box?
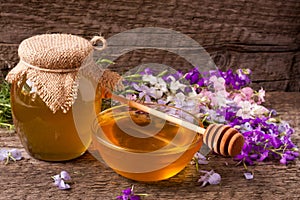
[6,34,107,113]
[18,34,94,71]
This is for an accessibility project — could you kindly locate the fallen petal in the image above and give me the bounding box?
[198,174,209,183]
[52,175,61,186]
[200,180,208,187]
[10,149,22,160]
[58,180,71,190]
[198,159,209,165]
[208,172,221,185]
[198,170,221,187]
[60,171,71,181]
[0,149,8,161]
[244,172,254,180]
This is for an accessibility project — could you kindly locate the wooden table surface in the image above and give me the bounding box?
[0,92,299,200]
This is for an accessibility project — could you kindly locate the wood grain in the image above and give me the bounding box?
[0,0,299,91]
[0,92,299,200]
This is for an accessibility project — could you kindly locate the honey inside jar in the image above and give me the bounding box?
[11,79,95,161]
[5,33,114,162]
[92,105,203,181]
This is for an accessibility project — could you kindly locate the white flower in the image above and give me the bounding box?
[142,75,168,93]
[142,74,157,85]
[236,101,269,119]
[167,76,186,93]
[209,76,226,91]
[166,92,198,114]
[211,90,229,108]
[132,84,152,101]
[149,87,163,99]
[207,109,226,123]
[187,87,198,98]
[241,122,253,131]
[155,77,168,93]
[172,92,186,108]
[140,75,168,101]
[257,88,265,103]
[236,101,253,119]
[251,104,269,117]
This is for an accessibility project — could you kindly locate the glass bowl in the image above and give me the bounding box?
[92,103,203,182]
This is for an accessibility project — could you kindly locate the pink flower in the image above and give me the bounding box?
[233,94,243,104]
[241,87,254,101]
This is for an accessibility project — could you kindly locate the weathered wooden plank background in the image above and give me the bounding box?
[0,0,299,91]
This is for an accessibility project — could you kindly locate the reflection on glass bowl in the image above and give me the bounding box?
[92,104,203,182]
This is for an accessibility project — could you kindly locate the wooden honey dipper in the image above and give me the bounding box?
[111,94,245,157]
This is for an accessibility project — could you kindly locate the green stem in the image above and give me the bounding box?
[157,70,168,77]
[242,159,248,171]
[0,103,11,107]
[0,122,14,130]
[5,152,16,165]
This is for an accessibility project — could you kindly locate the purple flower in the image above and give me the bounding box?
[280,150,299,165]
[231,116,299,165]
[122,188,132,196]
[52,171,72,190]
[258,150,269,162]
[186,67,298,166]
[116,186,141,200]
[217,68,251,90]
[60,170,71,181]
[185,68,201,85]
[140,67,153,75]
[0,148,22,164]
[163,70,184,81]
[130,196,141,200]
[192,152,209,165]
[132,84,152,102]
[198,170,221,187]
[124,66,299,168]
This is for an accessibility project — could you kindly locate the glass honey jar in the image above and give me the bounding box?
[10,78,97,161]
[6,34,110,161]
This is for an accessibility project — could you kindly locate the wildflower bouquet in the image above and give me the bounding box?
[119,66,299,166]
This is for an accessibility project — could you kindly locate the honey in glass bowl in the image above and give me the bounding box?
[92,104,203,182]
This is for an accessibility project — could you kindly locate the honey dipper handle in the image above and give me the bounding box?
[111,94,206,135]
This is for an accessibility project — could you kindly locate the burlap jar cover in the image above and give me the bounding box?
[6,34,121,113]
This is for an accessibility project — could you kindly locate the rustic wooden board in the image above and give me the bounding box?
[0,0,299,91]
[0,92,299,200]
